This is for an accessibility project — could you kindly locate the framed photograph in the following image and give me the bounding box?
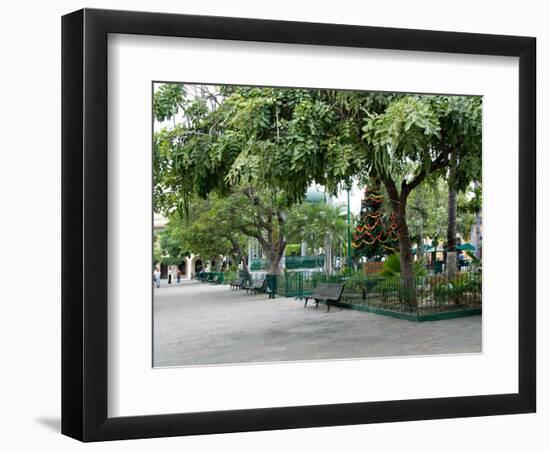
[62,8,536,442]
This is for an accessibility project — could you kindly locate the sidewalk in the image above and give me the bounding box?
[153,280,482,367]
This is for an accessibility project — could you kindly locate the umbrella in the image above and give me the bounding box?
[412,244,433,254]
[457,243,476,252]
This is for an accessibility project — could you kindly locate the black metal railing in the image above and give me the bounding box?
[274,270,481,316]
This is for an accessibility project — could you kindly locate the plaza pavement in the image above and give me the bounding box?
[153,279,481,367]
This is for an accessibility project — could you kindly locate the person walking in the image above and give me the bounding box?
[153,268,161,288]
[176,269,181,284]
[168,267,172,284]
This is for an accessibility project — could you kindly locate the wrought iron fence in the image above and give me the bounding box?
[250,255,325,271]
[285,255,325,269]
[195,271,225,284]
[250,259,270,271]
[274,270,481,316]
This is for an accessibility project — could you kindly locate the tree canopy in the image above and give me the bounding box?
[153,83,482,282]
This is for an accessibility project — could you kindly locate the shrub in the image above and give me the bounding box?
[222,271,238,284]
[284,244,302,256]
[380,253,427,278]
[431,272,481,304]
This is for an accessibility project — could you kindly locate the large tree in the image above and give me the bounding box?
[154,84,481,293]
[171,189,288,276]
[160,197,243,272]
[434,96,482,277]
[362,95,481,298]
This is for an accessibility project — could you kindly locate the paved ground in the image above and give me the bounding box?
[153,280,482,367]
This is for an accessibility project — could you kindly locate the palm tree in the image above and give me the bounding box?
[285,201,349,273]
[317,202,348,273]
[446,150,458,278]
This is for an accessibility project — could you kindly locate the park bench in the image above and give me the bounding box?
[230,278,246,290]
[203,272,215,282]
[244,278,266,295]
[192,272,202,281]
[207,273,222,284]
[303,283,345,312]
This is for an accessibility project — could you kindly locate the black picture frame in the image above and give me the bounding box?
[62,8,536,442]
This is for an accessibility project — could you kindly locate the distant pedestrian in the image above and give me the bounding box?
[153,268,160,288]
[176,270,181,283]
[457,251,465,271]
[168,268,172,284]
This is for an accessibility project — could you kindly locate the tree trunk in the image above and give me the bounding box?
[241,257,252,281]
[473,180,482,260]
[475,210,482,260]
[237,249,252,282]
[324,233,333,274]
[383,178,416,306]
[229,236,252,282]
[446,150,458,278]
[267,240,286,274]
[267,211,287,274]
[417,209,425,262]
[396,209,415,306]
[247,239,253,270]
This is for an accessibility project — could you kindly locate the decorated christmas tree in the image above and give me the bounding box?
[352,180,398,259]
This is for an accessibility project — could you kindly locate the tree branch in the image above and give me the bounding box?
[383,176,401,213]
[236,225,270,253]
[405,144,454,193]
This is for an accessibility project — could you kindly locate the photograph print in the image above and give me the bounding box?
[152,83,482,368]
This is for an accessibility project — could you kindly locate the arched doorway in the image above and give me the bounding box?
[194,259,203,273]
[178,260,187,277]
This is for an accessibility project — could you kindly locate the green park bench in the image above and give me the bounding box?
[244,278,266,295]
[303,283,345,312]
[194,272,206,281]
[207,272,224,284]
[230,278,246,290]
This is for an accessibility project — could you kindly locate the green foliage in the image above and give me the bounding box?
[431,272,482,304]
[221,271,238,284]
[406,177,481,248]
[154,223,189,265]
[407,176,447,244]
[465,250,481,268]
[430,96,482,191]
[154,85,363,208]
[153,245,162,266]
[154,84,185,122]
[154,85,481,211]
[169,194,248,260]
[284,244,301,256]
[285,201,349,254]
[153,83,482,283]
[380,253,427,278]
[362,96,441,179]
